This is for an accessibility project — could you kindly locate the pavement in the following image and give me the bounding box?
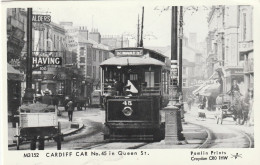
[8,106,85,147]
[185,104,254,137]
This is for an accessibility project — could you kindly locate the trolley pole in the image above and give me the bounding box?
[23,8,34,103]
[164,6,185,145]
[140,7,144,47]
[137,14,140,47]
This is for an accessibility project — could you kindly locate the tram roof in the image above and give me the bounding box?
[100,56,165,66]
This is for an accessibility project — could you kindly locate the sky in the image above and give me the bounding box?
[40,5,209,47]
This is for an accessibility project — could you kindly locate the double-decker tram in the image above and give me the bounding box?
[100,47,170,141]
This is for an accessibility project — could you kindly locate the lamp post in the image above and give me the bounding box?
[23,8,34,104]
[163,6,185,145]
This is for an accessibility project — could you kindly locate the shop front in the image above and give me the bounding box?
[7,63,24,122]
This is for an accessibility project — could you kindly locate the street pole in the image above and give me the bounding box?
[121,35,123,48]
[164,6,185,145]
[23,8,34,103]
[137,14,140,47]
[179,6,183,90]
[170,6,178,105]
[140,7,144,47]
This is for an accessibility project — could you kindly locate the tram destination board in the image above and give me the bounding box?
[115,50,143,56]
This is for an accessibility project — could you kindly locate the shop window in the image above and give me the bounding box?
[93,66,96,79]
[243,13,247,41]
[239,52,245,61]
[183,78,187,87]
[87,66,92,77]
[80,57,85,63]
[99,51,102,62]
[80,47,85,56]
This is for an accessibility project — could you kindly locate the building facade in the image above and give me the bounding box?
[77,28,110,99]
[238,6,254,93]
[101,35,129,50]
[7,8,27,119]
[207,5,253,95]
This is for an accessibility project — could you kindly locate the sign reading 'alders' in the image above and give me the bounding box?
[32,15,51,23]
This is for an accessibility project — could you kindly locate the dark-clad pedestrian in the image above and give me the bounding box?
[42,91,52,105]
[67,100,74,122]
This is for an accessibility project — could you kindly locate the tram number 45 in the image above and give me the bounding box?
[123,101,132,106]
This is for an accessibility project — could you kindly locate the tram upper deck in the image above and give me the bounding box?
[100,47,170,97]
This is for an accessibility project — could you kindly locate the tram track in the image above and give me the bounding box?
[225,125,254,148]
[192,121,254,148]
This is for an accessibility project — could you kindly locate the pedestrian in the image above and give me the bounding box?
[247,88,254,126]
[232,91,243,125]
[64,96,70,111]
[42,91,52,105]
[67,100,74,122]
[187,96,192,111]
[202,96,207,109]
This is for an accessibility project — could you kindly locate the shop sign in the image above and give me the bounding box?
[32,15,51,23]
[33,23,45,31]
[9,58,20,68]
[231,69,243,74]
[32,57,62,65]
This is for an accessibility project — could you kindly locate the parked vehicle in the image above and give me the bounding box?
[15,103,62,150]
[90,90,101,107]
[215,93,247,125]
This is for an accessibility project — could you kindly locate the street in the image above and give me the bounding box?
[9,104,254,150]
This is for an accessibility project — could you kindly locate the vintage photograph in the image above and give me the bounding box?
[6,4,254,151]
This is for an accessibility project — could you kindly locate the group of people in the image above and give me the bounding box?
[105,79,139,97]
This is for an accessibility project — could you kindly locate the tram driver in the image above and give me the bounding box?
[124,80,138,96]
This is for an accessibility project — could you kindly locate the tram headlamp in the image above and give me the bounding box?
[117,66,121,69]
[122,106,133,116]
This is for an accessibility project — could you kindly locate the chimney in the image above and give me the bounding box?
[79,26,88,39]
[89,29,101,43]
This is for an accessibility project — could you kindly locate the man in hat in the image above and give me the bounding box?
[66,99,74,122]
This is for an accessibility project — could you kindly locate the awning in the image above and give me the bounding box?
[100,56,165,66]
[192,71,219,95]
[198,83,220,97]
[7,63,24,81]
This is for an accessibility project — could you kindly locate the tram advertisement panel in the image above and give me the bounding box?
[107,98,153,122]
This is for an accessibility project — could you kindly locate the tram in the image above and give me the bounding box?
[100,47,170,141]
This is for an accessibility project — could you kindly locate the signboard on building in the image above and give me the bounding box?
[64,27,78,51]
[32,57,62,65]
[32,15,51,23]
[9,58,20,68]
[33,23,45,31]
